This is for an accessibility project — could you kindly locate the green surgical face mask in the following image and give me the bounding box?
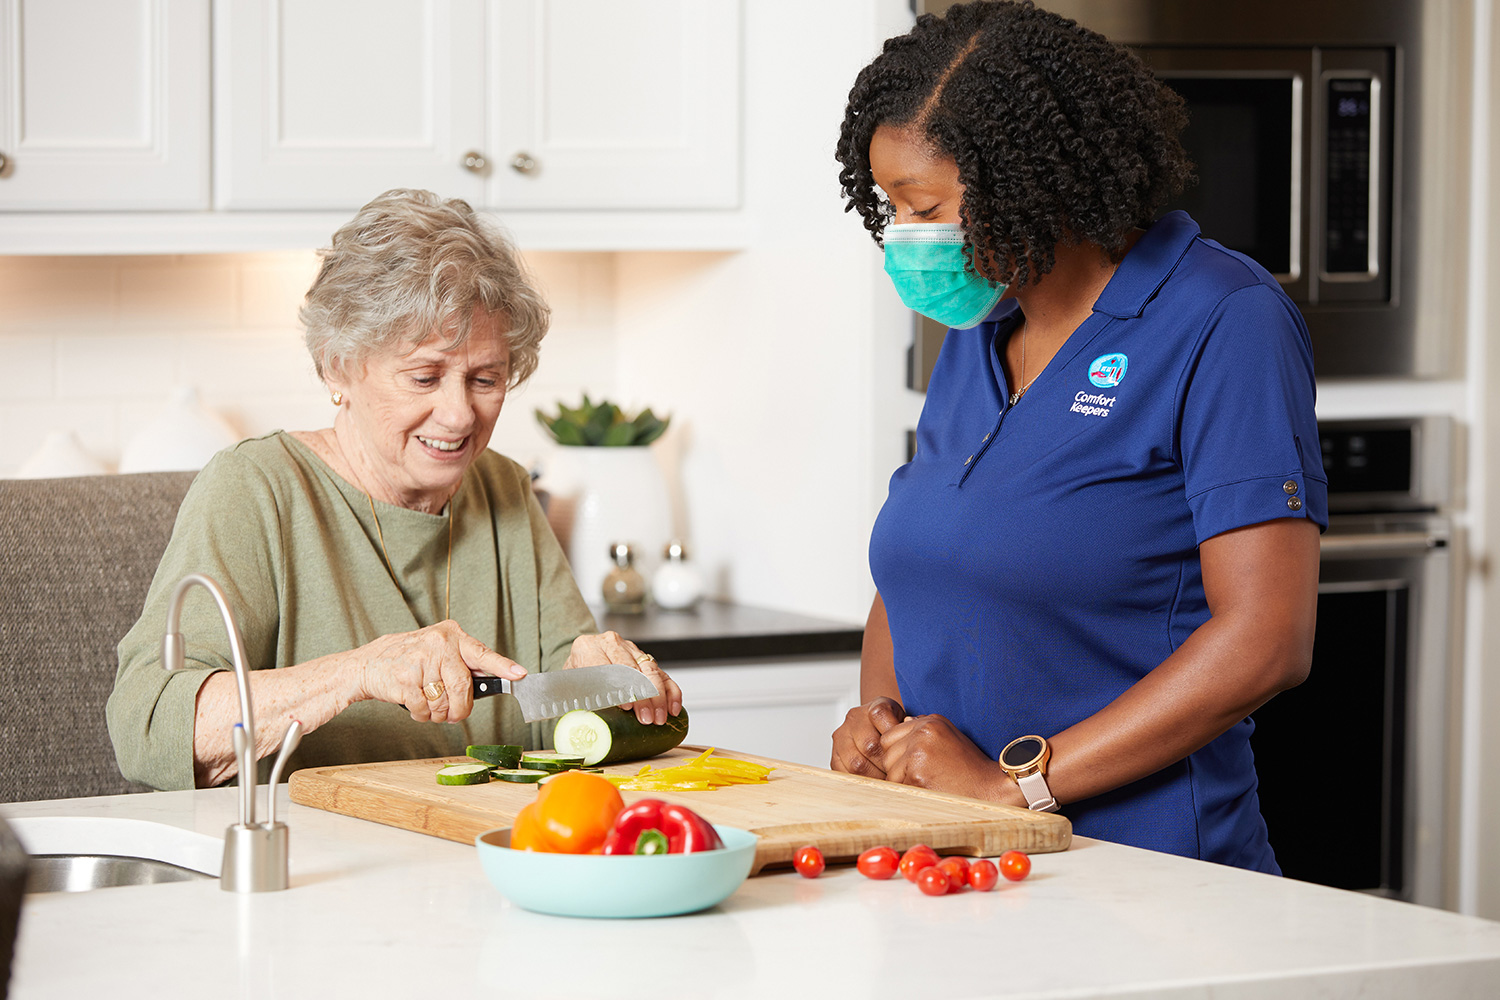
[883,223,1007,329]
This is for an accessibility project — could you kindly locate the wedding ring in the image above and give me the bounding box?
[635,652,656,665]
[422,680,446,701]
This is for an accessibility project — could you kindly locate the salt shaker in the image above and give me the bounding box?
[602,542,647,614]
[651,539,704,611]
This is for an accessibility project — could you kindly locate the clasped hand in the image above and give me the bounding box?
[831,697,1008,801]
[356,623,681,726]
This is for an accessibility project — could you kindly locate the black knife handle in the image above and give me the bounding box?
[472,676,506,699]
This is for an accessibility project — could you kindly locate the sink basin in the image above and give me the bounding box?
[8,816,221,893]
[26,854,213,893]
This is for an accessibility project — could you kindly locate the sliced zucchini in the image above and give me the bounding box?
[435,763,491,786]
[492,768,548,783]
[466,744,522,768]
[519,759,579,773]
[552,706,690,766]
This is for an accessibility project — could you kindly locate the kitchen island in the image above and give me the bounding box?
[6,784,1500,999]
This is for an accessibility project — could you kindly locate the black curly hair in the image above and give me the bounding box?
[836,0,1192,288]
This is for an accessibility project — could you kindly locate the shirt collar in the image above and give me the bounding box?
[1092,210,1200,320]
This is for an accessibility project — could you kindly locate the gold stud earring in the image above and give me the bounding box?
[331,392,343,406]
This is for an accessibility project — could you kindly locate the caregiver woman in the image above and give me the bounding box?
[830,1,1324,872]
[108,189,680,790]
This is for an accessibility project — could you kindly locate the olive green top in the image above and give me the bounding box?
[106,431,596,790]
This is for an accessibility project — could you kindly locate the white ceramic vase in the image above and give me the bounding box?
[118,386,240,474]
[545,446,672,604]
[14,430,109,479]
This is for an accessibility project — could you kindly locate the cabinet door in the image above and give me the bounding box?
[0,0,209,210]
[214,0,486,210]
[489,0,740,210]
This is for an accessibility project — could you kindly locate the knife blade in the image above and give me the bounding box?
[470,663,660,722]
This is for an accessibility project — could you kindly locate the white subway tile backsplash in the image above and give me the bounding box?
[0,336,57,400]
[118,257,239,329]
[0,251,620,477]
[56,333,182,397]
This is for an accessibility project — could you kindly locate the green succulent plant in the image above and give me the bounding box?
[535,395,671,447]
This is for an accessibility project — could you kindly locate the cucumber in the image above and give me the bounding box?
[466,744,522,768]
[552,706,690,766]
[521,751,586,765]
[492,768,548,783]
[435,763,491,785]
[519,759,580,773]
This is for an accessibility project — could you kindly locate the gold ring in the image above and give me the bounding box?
[422,680,445,701]
[635,652,656,665]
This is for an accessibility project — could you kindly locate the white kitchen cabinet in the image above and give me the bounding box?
[488,0,740,209]
[215,0,740,212]
[213,0,487,210]
[666,656,861,769]
[0,0,209,211]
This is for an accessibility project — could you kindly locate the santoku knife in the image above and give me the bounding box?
[471,663,660,723]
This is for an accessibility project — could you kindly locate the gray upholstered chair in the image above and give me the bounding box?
[0,472,196,803]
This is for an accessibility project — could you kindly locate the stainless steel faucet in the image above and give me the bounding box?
[162,573,302,893]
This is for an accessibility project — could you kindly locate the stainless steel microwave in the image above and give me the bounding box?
[916,0,1448,379]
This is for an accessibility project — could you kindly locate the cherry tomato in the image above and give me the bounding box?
[793,845,825,879]
[999,850,1032,881]
[857,846,901,880]
[968,858,1000,891]
[935,856,971,893]
[899,844,940,882]
[915,865,950,896]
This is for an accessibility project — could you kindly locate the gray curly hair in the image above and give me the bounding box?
[300,189,549,388]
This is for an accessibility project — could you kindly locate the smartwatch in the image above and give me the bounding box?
[999,735,1060,812]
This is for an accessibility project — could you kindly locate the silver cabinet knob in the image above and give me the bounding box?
[0,151,8,174]
[510,152,538,175]
[461,150,487,173]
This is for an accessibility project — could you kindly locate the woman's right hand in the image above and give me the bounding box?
[831,696,908,778]
[350,620,528,724]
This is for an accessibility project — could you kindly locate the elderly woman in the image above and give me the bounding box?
[108,189,680,790]
[830,1,1323,872]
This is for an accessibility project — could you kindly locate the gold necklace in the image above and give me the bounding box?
[1009,323,1039,405]
[364,489,454,623]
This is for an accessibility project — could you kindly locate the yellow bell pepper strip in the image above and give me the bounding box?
[604,748,774,792]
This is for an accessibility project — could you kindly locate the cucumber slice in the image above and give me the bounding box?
[435,763,491,786]
[521,751,586,765]
[466,744,522,768]
[492,768,548,783]
[552,706,691,766]
[519,759,579,773]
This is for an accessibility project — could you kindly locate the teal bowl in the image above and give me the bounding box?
[475,825,758,919]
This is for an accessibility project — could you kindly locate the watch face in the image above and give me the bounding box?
[1002,737,1044,769]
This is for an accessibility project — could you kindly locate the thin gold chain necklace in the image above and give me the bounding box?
[1009,323,1039,405]
[362,484,454,624]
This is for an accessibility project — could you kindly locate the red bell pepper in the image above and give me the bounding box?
[600,798,724,855]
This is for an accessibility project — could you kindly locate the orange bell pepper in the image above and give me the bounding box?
[518,770,624,854]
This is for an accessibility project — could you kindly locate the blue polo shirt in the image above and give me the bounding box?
[869,211,1326,872]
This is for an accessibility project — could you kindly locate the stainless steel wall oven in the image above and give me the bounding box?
[1250,417,1453,905]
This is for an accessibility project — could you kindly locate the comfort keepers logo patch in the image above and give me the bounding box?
[1073,353,1127,419]
[1088,353,1128,387]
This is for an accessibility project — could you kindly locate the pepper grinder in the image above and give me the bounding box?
[602,542,647,614]
[651,540,704,611]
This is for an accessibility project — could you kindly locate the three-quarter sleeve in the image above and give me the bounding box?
[106,451,284,790]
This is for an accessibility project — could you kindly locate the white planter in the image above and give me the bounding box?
[544,446,672,603]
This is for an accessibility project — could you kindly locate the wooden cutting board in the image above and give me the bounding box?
[288,746,1071,875]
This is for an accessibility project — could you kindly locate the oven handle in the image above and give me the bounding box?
[1319,531,1448,559]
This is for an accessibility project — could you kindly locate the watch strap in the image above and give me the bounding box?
[1016,770,1059,812]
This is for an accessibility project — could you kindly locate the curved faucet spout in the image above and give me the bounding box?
[161,573,257,826]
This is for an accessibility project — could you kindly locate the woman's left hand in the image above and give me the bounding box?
[879,713,1016,803]
[563,631,682,726]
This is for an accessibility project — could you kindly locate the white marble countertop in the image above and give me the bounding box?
[5,785,1500,999]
